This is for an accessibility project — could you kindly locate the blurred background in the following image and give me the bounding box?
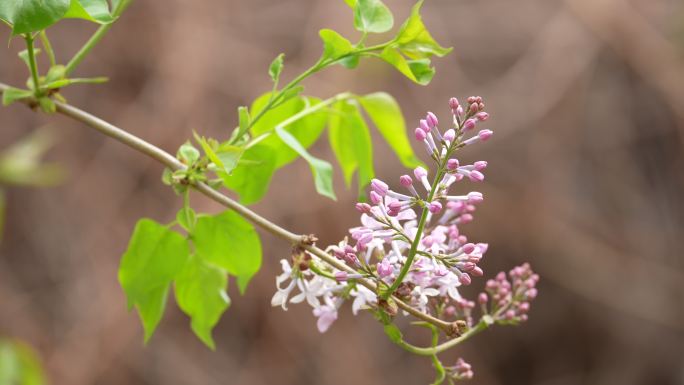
[1,0,684,384]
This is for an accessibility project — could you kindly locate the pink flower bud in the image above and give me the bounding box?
[471,266,483,276]
[467,96,476,104]
[456,105,464,117]
[505,310,516,320]
[449,97,460,109]
[469,103,479,113]
[399,175,413,187]
[476,112,489,121]
[468,171,484,182]
[463,118,477,131]
[429,201,443,214]
[477,243,489,254]
[370,191,382,205]
[335,271,348,282]
[444,305,456,317]
[473,161,488,170]
[443,129,456,142]
[355,202,372,214]
[414,127,427,141]
[478,129,493,141]
[478,292,488,304]
[426,111,438,127]
[459,213,473,223]
[422,235,434,247]
[459,272,472,285]
[519,302,530,312]
[527,288,538,299]
[419,119,431,133]
[467,191,483,203]
[447,158,459,170]
[370,178,389,196]
[388,201,403,212]
[414,166,428,179]
[377,258,393,278]
[462,243,476,254]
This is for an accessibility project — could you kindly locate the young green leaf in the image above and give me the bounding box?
[194,133,244,175]
[275,126,337,200]
[328,100,374,194]
[343,0,356,8]
[176,207,196,232]
[383,323,403,344]
[238,106,250,135]
[175,254,230,350]
[353,0,393,34]
[118,219,190,342]
[319,29,354,60]
[45,65,66,84]
[358,92,421,168]
[268,53,285,84]
[177,141,200,165]
[18,48,41,69]
[0,0,70,35]
[64,0,115,24]
[191,211,262,294]
[395,0,452,59]
[2,88,33,106]
[220,143,276,205]
[250,93,327,168]
[380,47,435,85]
[38,97,56,114]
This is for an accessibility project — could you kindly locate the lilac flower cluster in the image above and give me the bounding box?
[271,97,538,358]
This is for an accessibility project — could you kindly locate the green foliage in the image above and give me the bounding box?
[320,29,354,60]
[358,92,422,168]
[250,93,328,168]
[268,53,285,84]
[175,254,230,350]
[220,143,276,204]
[192,211,262,294]
[328,99,374,194]
[0,129,63,186]
[394,0,452,59]
[383,323,404,344]
[354,0,394,34]
[0,339,46,385]
[64,0,115,24]
[0,0,113,35]
[119,219,190,342]
[276,125,337,201]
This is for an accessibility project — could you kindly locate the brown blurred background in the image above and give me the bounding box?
[1,0,684,384]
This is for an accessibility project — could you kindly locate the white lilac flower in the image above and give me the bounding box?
[350,286,377,315]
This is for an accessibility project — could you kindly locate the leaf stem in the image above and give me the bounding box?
[64,0,132,76]
[23,35,42,97]
[39,31,56,67]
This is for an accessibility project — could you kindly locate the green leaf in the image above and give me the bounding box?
[2,87,33,106]
[319,29,354,60]
[194,133,244,175]
[273,86,304,108]
[328,100,374,193]
[192,211,262,294]
[343,0,356,8]
[268,53,284,83]
[0,339,46,385]
[395,0,452,59]
[64,0,115,24]
[380,47,435,85]
[238,106,250,136]
[353,0,393,33]
[118,219,190,342]
[275,126,336,200]
[45,65,66,84]
[18,48,40,69]
[175,254,230,350]
[177,141,200,165]
[221,143,276,205]
[38,97,56,114]
[358,92,421,168]
[176,207,196,232]
[250,93,327,168]
[0,0,70,35]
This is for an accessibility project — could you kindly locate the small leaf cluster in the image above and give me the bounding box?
[0,338,46,385]
[118,210,262,349]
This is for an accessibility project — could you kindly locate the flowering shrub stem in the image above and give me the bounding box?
[24,35,41,97]
[0,81,450,331]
